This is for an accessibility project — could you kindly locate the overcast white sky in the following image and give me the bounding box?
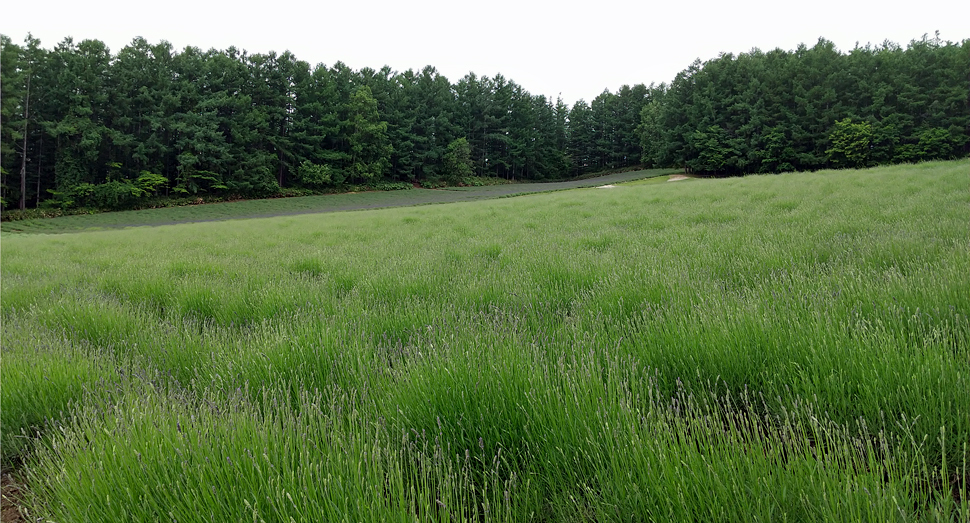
[3,0,968,106]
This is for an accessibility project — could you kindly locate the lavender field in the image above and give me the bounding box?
[2,161,968,522]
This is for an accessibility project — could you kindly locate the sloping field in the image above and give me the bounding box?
[1,160,968,521]
[0,169,676,235]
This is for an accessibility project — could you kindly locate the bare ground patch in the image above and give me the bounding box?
[1,473,25,523]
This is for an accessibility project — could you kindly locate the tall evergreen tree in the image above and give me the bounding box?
[1,35,26,209]
[347,85,391,182]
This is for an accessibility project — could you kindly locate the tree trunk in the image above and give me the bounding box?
[278,150,284,187]
[19,74,31,210]
[35,134,42,208]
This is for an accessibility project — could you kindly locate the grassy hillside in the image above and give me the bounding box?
[2,160,968,521]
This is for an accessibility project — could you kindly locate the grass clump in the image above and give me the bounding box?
[0,319,118,466]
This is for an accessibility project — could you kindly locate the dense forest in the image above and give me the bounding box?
[1,33,967,211]
[639,34,970,174]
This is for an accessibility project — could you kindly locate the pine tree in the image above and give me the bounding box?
[347,85,391,182]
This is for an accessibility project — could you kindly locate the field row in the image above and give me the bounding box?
[0,169,675,235]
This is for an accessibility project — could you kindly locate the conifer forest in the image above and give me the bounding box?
[1,33,967,211]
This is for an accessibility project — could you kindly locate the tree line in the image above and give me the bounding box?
[2,33,968,212]
[638,34,970,174]
[0,35,649,211]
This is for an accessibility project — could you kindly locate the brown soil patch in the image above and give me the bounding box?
[1,473,25,523]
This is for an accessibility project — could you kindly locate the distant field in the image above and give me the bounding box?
[2,160,968,522]
[0,169,676,235]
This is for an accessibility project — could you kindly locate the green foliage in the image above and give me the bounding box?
[43,184,84,210]
[347,85,392,183]
[42,175,164,210]
[1,36,27,207]
[757,126,797,173]
[689,125,744,173]
[173,170,228,195]
[916,127,959,160]
[639,36,969,174]
[826,118,873,168]
[458,176,512,187]
[90,180,142,208]
[105,161,123,181]
[368,181,412,191]
[442,137,474,184]
[418,178,448,189]
[637,98,664,167]
[135,171,167,195]
[296,160,341,188]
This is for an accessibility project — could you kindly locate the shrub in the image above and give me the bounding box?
[826,118,872,168]
[297,161,341,188]
[370,181,412,191]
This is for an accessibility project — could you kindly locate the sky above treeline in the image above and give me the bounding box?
[3,0,967,106]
